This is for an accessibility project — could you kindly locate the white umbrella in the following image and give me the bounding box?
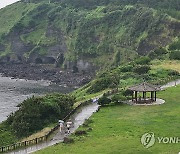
[58,120,64,123]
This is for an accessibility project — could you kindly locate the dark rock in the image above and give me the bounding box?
[0,63,95,87]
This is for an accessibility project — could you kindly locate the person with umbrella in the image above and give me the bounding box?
[59,120,64,133]
[66,119,73,134]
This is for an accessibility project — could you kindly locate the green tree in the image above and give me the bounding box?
[7,94,75,137]
[98,95,111,106]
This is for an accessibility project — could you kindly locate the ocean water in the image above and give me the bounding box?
[0,75,72,122]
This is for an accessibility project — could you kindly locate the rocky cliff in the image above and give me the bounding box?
[0,0,179,72]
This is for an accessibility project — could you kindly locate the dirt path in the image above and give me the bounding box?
[9,102,99,154]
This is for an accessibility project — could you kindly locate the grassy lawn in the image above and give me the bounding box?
[36,85,180,154]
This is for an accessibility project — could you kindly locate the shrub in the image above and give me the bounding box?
[12,22,24,33]
[148,51,156,59]
[154,47,168,55]
[169,50,180,60]
[133,65,151,74]
[114,50,121,66]
[169,39,180,50]
[63,137,74,144]
[98,95,111,106]
[167,70,179,76]
[87,127,93,131]
[135,56,151,65]
[148,47,167,59]
[75,130,87,136]
[118,95,128,101]
[122,89,133,96]
[111,94,124,105]
[28,20,36,28]
[120,65,133,72]
[88,78,111,93]
[111,94,119,104]
[88,73,119,93]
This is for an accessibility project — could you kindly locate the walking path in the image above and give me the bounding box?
[161,79,180,89]
[9,103,99,154]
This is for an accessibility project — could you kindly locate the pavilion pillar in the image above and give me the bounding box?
[155,91,157,101]
[143,92,145,99]
[135,91,138,102]
[143,92,146,100]
[144,92,146,100]
[132,91,134,101]
[151,92,153,100]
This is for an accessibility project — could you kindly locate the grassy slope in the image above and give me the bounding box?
[0,2,37,37]
[36,85,180,154]
[151,60,180,73]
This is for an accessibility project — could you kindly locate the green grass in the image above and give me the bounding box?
[72,83,110,103]
[21,24,47,45]
[0,2,37,37]
[151,60,180,73]
[36,85,180,154]
[86,6,106,19]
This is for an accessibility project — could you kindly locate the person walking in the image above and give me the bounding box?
[59,120,64,133]
[66,120,73,134]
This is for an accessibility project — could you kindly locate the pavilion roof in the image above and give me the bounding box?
[128,82,161,92]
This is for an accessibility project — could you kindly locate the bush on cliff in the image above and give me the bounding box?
[169,50,180,60]
[87,72,119,93]
[133,65,151,74]
[135,56,151,65]
[7,93,75,137]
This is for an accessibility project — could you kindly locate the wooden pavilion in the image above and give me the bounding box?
[128,82,161,104]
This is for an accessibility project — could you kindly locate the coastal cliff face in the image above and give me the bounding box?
[0,0,179,72]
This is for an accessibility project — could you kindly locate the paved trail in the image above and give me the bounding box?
[161,79,180,89]
[9,103,99,154]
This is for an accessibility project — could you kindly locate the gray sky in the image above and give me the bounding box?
[0,0,20,9]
